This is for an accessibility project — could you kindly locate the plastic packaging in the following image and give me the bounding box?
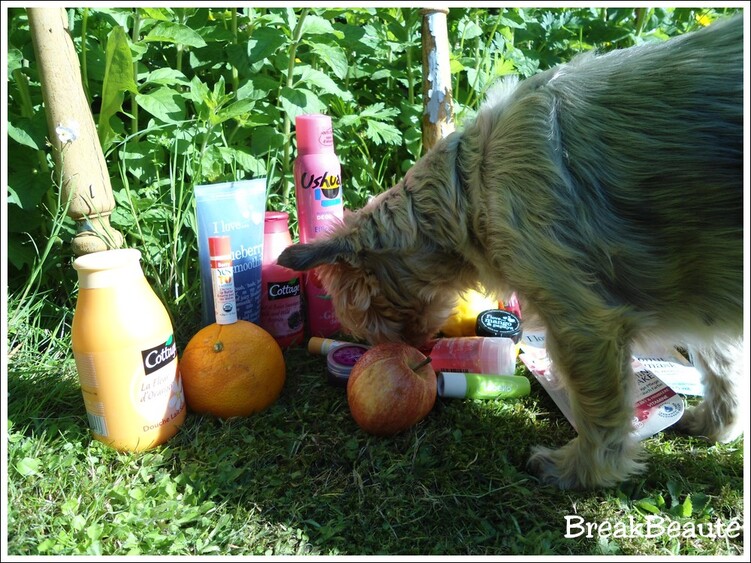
[71,248,186,451]
[326,344,370,387]
[519,331,686,440]
[428,337,517,375]
[208,236,238,325]
[437,372,530,399]
[294,114,343,337]
[475,309,522,343]
[505,291,523,320]
[195,179,266,326]
[260,212,304,348]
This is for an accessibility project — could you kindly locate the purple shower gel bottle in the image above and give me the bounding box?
[294,114,344,337]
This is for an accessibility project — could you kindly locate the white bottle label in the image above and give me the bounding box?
[211,255,238,324]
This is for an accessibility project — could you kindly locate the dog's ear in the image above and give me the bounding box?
[277,237,356,272]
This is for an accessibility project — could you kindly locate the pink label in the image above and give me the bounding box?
[429,338,483,373]
[331,345,368,367]
[633,368,678,422]
[294,155,344,244]
[305,271,341,337]
[260,277,303,345]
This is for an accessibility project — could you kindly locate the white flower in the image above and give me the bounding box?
[55,121,80,144]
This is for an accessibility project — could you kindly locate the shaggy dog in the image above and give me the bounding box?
[278,16,744,489]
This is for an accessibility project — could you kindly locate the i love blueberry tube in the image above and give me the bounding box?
[294,114,344,337]
[194,179,266,326]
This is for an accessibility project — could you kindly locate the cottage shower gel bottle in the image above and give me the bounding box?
[71,249,186,451]
[260,211,304,348]
[294,114,344,337]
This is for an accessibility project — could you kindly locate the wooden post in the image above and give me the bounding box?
[28,7,123,256]
[421,7,455,153]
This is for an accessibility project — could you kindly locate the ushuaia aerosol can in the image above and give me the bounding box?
[293,113,344,337]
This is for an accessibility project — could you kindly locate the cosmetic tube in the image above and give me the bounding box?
[308,337,361,355]
[437,372,531,399]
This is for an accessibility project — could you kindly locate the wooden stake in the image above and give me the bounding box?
[421,7,455,154]
[28,7,124,255]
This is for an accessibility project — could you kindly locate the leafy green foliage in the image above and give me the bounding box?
[7,6,737,295]
[98,25,138,149]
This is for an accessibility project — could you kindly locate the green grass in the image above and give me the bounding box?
[6,306,745,556]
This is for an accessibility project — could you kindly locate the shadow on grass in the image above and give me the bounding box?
[7,363,91,445]
[6,347,744,556]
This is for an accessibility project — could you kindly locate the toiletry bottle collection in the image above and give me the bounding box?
[192,113,343,346]
[194,112,527,380]
[308,336,529,400]
[70,112,528,453]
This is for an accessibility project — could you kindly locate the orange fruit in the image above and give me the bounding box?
[179,320,286,418]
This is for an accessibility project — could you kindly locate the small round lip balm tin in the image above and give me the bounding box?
[475,309,522,343]
[326,344,370,387]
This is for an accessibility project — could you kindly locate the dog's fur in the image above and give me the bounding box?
[278,16,745,489]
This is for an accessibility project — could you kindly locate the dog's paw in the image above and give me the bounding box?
[676,403,744,444]
[528,445,580,489]
[528,438,645,490]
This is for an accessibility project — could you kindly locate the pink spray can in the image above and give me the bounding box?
[294,114,344,337]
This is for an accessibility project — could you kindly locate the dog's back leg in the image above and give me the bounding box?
[676,337,745,443]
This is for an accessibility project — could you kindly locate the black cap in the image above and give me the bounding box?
[475,309,522,343]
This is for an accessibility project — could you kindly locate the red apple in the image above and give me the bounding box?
[347,342,437,436]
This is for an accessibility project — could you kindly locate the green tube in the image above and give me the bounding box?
[437,372,530,399]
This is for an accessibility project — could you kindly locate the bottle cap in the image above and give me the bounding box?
[73,248,143,289]
[295,114,335,155]
[264,211,290,234]
[326,344,369,387]
[208,236,232,258]
[437,372,468,398]
[475,309,522,343]
[479,337,517,375]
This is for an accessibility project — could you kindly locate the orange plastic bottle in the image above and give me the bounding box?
[71,248,186,451]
